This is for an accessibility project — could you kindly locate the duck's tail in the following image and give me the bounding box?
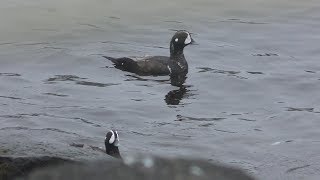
[102,56,138,73]
[102,56,120,64]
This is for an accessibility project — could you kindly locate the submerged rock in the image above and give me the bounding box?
[13,155,255,180]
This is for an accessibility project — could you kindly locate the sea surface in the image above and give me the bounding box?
[1,0,320,179]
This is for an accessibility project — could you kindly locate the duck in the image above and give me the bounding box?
[103,30,195,76]
[105,130,121,159]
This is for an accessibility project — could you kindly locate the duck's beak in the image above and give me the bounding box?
[190,38,197,45]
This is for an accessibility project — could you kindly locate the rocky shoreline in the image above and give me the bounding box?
[1,154,255,180]
[0,127,255,180]
[0,156,70,179]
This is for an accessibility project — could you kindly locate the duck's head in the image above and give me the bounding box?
[105,130,121,159]
[170,30,195,55]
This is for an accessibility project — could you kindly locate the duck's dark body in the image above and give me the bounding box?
[103,56,171,76]
[103,31,193,76]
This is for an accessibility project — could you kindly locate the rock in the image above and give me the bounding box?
[1,128,255,180]
[0,156,70,180]
[0,127,112,161]
[16,155,255,180]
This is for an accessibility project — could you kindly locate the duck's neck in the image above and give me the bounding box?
[106,146,122,159]
[169,43,188,74]
[170,43,185,60]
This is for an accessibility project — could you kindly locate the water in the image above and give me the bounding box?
[1,0,320,179]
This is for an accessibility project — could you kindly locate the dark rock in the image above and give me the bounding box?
[1,129,255,180]
[16,155,255,180]
[0,156,70,180]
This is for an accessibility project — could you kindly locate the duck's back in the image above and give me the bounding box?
[104,55,171,76]
[136,56,170,75]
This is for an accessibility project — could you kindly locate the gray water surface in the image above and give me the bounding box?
[1,0,320,179]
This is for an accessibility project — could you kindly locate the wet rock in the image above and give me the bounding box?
[1,127,254,180]
[0,127,112,160]
[16,155,255,180]
[0,156,70,180]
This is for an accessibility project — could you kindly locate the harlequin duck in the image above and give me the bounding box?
[105,130,121,159]
[103,30,195,76]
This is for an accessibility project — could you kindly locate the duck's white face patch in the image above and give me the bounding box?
[175,38,178,42]
[109,130,115,144]
[184,32,191,45]
[113,130,119,146]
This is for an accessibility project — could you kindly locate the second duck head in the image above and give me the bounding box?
[105,130,121,159]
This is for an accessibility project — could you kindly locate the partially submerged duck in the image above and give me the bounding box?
[105,130,121,159]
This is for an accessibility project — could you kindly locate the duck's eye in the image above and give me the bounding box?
[175,38,178,42]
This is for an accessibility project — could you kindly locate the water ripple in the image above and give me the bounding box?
[43,93,68,97]
[196,67,247,79]
[0,73,21,77]
[0,113,101,127]
[0,95,23,100]
[220,18,268,25]
[176,115,226,122]
[45,75,119,87]
[286,107,314,112]
[0,126,80,136]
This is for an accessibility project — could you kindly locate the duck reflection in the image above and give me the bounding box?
[169,73,187,87]
[124,73,194,106]
[165,86,189,105]
[165,73,194,105]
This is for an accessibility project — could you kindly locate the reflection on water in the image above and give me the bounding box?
[166,71,192,105]
[165,84,195,106]
[169,73,187,87]
[123,72,193,105]
[122,72,193,105]
[124,74,169,83]
[165,86,188,105]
